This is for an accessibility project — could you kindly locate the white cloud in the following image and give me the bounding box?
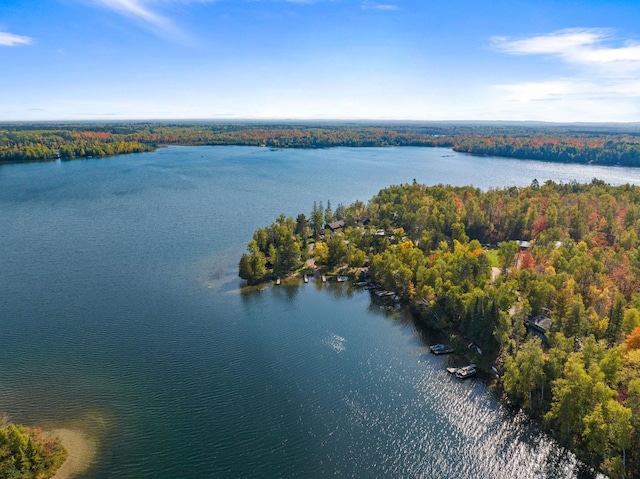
[91,0,223,41]
[0,32,33,46]
[492,28,640,71]
[490,28,640,121]
[94,0,172,29]
[497,77,640,103]
[361,1,398,10]
[495,80,576,102]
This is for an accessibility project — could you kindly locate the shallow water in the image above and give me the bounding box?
[1,146,627,478]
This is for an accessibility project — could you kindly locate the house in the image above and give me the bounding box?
[525,315,552,342]
[355,215,370,226]
[325,220,345,231]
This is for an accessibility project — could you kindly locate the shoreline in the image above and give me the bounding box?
[49,428,97,479]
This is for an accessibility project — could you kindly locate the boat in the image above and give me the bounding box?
[303,274,308,283]
[433,346,454,355]
[455,364,477,379]
[446,363,476,376]
[275,277,281,285]
[321,275,327,283]
[430,344,454,355]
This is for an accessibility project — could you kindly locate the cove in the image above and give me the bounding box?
[2,146,636,478]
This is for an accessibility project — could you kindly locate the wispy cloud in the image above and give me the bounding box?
[361,1,398,11]
[495,80,576,102]
[0,32,33,46]
[94,0,173,29]
[493,28,640,71]
[491,29,640,120]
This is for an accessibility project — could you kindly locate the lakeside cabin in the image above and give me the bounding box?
[324,220,345,232]
[525,315,552,343]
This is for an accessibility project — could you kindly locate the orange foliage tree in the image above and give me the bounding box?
[624,326,640,350]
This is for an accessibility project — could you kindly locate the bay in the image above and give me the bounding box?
[2,146,636,478]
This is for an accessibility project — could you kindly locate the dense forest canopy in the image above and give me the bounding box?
[3,121,640,166]
[240,179,640,478]
[0,418,67,479]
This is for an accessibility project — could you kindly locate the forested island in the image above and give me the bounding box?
[240,179,640,478]
[3,121,640,167]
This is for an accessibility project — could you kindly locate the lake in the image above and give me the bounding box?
[2,146,636,478]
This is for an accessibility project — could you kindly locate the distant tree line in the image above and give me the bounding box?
[453,135,640,166]
[3,122,640,166]
[240,179,640,478]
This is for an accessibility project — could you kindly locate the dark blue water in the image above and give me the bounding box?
[1,146,629,478]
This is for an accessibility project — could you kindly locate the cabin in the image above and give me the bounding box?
[355,215,370,226]
[325,220,345,232]
[525,315,552,342]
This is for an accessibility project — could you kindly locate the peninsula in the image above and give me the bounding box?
[240,179,640,478]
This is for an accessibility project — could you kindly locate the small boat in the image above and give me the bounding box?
[354,281,368,287]
[431,343,454,354]
[275,277,281,285]
[303,274,308,283]
[321,275,327,283]
[455,364,477,379]
[447,363,476,375]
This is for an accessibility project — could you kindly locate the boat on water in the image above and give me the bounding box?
[321,275,327,283]
[455,364,477,379]
[275,277,281,285]
[432,344,454,355]
[446,363,476,377]
[303,274,308,283]
[430,344,454,355]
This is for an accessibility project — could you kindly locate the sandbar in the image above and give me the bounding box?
[49,428,97,479]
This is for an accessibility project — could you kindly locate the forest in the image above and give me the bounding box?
[3,122,640,167]
[0,418,67,479]
[239,179,640,478]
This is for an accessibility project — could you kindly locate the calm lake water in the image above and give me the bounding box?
[2,146,636,478]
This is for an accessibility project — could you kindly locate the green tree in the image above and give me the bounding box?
[327,235,348,267]
[498,240,519,274]
[503,337,546,412]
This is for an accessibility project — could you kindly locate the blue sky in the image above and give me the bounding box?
[2,0,640,122]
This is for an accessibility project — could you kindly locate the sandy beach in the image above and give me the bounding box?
[49,429,97,479]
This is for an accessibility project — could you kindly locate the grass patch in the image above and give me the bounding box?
[484,248,499,268]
